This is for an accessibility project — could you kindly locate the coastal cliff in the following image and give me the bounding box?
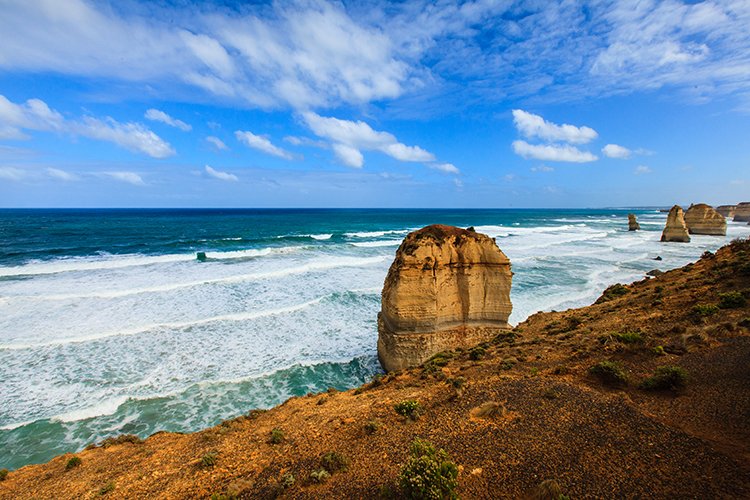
[377,225,512,372]
[661,205,690,242]
[2,240,750,499]
[684,203,726,236]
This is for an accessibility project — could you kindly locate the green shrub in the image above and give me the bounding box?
[395,400,421,419]
[0,469,8,481]
[652,346,666,356]
[399,438,458,500]
[65,456,82,470]
[99,434,142,448]
[692,304,719,317]
[309,468,330,483]
[447,376,466,390]
[99,481,115,496]
[595,283,629,304]
[639,366,688,391]
[364,419,381,435]
[589,361,627,387]
[719,292,747,309]
[612,331,644,344]
[469,346,486,360]
[281,473,295,489]
[201,452,218,467]
[321,451,350,473]
[269,428,285,444]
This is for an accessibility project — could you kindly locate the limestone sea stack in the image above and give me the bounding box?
[628,213,640,231]
[661,205,690,243]
[377,225,512,372]
[734,202,750,222]
[684,203,726,236]
[716,205,736,218]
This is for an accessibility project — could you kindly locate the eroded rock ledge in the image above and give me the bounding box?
[377,224,512,371]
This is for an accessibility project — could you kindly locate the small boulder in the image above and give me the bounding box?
[628,213,640,231]
[196,252,207,262]
[661,205,690,243]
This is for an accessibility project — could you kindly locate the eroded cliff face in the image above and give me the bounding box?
[716,205,736,219]
[684,203,726,236]
[734,202,750,222]
[377,225,512,372]
[661,205,690,243]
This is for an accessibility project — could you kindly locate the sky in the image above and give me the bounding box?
[0,0,749,208]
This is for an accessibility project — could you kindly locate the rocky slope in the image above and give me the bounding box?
[2,240,750,499]
[661,205,690,242]
[684,203,726,236]
[378,225,512,372]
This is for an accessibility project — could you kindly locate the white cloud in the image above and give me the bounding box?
[145,109,191,131]
[531,165,554,172]
[205,165,238,182]
[0,95,174,158]
[512,110,597,144]
[46,167,77,181]
[429,162,460,174]
[101,171,146,185]
[235,130,294,160]
[602,143,632,159]
[206,136,228,151]
[512,140,597,163]
[302,112,442,169]
[0,166,26,181]
[635,165,652,175]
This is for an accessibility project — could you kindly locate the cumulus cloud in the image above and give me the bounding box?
[145,109,191,131]
[205,165,238,182]
[0,95,174,158]
[634,165,652,175]
[512,140,598,163]
[602,143,632,159]
[235,131,294,160]
[101,171,146,185]
[206,136,228,151]
[512,110,597,144]
[46,168,77,181]
[302,112,450,171]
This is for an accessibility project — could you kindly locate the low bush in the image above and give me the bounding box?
[99,434,142,448]
[99,481,115,496]
[399,438,458,500]
[201,452,218,467]
[595,283,629,304]
[395,400,421,419]
[281,473,295,489]
[269,428,284,444]
[639,366,688,391]
[469,346,486,360]
[692,304,719,317]
[364,419,381,435]
[309,469,330,483]
[612,331,644,344]
[719,292,747,309]
[0,469,8,481]
[588,361,627,387]
[65,456,82,470]
[321,451,350,473]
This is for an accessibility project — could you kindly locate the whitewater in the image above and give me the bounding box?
[1,208,748,470]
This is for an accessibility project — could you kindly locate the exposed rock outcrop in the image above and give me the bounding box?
[628,214,640,231]
[661,205,690,243]
[684,204,726,236]
[716,205,736,218]
[734,202,750,222]
[377,224,512,372]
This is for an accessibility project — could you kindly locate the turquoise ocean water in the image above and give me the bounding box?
[1,208,748,470]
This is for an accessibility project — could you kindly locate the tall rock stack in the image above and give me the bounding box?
[377,225,512,372]
[628,214,640,231]
[661,205,690,243]
[716,205,736,218]
[734,202,750,222]
[684,203,727,236]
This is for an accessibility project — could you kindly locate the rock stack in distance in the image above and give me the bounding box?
[661,205,691,243]
[628,213,640,231]
[684,203,726,236]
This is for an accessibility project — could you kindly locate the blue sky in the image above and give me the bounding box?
[0,0,748,208]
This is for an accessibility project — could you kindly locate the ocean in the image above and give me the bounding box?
[1,208,748,470]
